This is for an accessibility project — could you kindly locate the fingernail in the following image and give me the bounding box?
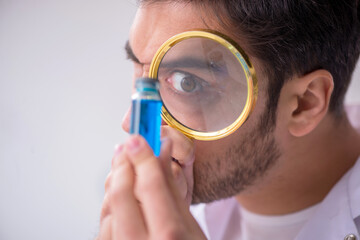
[127,136,141,154]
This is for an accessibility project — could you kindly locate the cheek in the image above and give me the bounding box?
[193,102,264,162]
[194,132,240,161]
[192,68,269,162]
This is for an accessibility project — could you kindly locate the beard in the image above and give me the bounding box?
[191,107,281,204]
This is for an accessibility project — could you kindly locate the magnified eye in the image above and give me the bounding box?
[167,71,203,93]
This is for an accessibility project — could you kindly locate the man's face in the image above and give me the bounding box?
[126,2,281,203]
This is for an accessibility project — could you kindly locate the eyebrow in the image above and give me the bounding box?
[124,41,227,74]
[161,57,227,73]
[125,40,140,64]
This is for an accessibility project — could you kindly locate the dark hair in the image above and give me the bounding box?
[141,0,360,124]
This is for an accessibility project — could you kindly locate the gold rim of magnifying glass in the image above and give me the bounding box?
[149,30,258,141]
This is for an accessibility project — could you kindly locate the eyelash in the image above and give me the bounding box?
[165,70,208,94]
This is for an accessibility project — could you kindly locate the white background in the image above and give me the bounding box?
[0,1,359,239]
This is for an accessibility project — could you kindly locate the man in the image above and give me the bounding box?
[98,0,360,239]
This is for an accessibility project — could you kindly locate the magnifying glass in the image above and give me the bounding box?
[148,30,258,141]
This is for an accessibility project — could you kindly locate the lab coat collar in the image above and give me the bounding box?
[349,157,360,221]
[191,158,360,240]
[295,157,360,240]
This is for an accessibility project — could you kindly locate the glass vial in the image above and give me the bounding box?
[130,77,162,156]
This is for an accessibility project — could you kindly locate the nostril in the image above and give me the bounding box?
[172,157,181,166]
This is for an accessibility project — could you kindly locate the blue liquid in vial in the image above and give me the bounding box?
[130,99,162,156]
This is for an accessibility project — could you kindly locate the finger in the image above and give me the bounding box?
[161,126,195,166]
[158,138,186,201]
[101,172,112,222]
[112,144,124,168]
[110,153,147,239]
[126,136,206,239]
[121,107,131,133]
[157,135,195,222]
[105,144,126,195]
[98,215,112,240]
[125,136,205,239]
[100,145,123,222]
[100,193,110,223]
[104,144,124,197]
[158,137,191,208]
[158,138,173,180]
[104,172,112,193]
[100,145,123,225]
[170,162,187,200]
[161,126,195,205]
[125,135,182,234]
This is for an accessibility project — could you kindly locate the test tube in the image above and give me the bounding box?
[130,77,162,156]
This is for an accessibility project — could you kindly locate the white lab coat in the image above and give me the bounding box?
[191,106,360,240]
[295,156,360,239]
[191,157,360,240]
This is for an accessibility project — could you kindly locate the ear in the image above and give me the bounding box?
[281,69,334,137]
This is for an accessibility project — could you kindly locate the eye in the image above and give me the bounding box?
[167,72,202,93]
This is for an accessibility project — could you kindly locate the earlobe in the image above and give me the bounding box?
[287,70,334,137]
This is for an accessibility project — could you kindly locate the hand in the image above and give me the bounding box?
[97,135,206,240]
[161,125,195,205]
[120,108,195,205]
[100,126,195,225]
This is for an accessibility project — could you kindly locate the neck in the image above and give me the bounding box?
[236,113,360,215]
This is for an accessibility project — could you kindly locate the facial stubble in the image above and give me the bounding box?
[191,109,281,204]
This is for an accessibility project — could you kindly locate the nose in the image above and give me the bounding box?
[122,107,131,133]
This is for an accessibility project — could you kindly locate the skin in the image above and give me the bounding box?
[126,2,279,205]
[97,2,360,239]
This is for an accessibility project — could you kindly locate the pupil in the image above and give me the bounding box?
[181,77,196,92]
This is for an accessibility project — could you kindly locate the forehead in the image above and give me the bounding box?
[129,2,218,65]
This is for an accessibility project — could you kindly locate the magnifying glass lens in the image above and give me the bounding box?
[157,37,249,132]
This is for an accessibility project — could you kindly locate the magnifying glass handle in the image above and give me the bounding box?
[130,78,162,156]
